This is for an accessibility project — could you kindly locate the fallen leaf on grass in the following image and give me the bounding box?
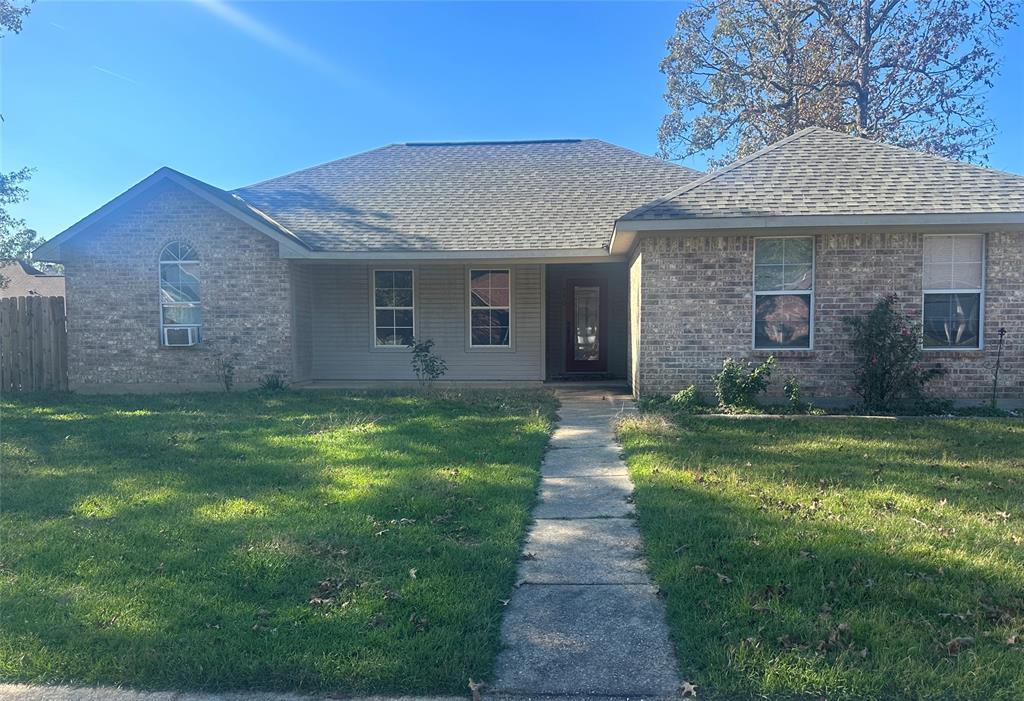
[818,623,850,651]
[947,636,974,655]
[408,612,428,632]
[680,680,698,697]
[468,678,485,701]
[716,572,733,585]
[409,568,418,579]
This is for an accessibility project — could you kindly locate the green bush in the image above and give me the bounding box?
[713,356,775,408]
[668,385,706,412]
[258,373,288,392]
[844,295,943,412]
[783,375,803,408]
[408,337,448,385]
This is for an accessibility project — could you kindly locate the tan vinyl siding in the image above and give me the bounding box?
[306,263,544,381]
[290,263,314,381]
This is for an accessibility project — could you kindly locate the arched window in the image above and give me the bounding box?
[159,242,202,346]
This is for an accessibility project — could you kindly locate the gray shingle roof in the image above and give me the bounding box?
[234,139,699,252]
[623,127,1024,222]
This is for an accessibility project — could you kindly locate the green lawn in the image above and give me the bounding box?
[0,389,555,693]
[618,414,1024,701]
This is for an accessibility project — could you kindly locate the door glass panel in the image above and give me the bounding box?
[573,286,601,361]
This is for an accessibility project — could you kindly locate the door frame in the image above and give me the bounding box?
[564,277,609,373]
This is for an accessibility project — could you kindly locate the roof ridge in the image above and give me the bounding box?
[620,127,818,221]
[404,139,582,146]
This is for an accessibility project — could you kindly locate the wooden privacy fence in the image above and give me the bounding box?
[0,296,68,392]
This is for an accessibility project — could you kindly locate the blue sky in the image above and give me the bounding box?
[3,1,1023,239]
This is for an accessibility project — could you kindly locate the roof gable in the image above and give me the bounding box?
[621,127,1024,223]
[35,168,309,262]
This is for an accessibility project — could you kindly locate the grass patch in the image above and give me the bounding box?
[0,389,555,693]
[619,413,1024,701]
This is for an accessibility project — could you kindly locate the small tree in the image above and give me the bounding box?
[408,338,447,386]
[845,295,942,411]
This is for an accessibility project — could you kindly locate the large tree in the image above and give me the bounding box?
[659,0,1018,166]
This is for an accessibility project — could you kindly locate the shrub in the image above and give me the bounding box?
[408,338,448,385]
[844,295,943,412]
[783,376,803,409]
[214,355,235,392]
[259,373,288,392]
[713,356,775,408]
[668,385,706,412]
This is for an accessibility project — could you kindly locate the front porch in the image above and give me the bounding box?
[288,260,630,386]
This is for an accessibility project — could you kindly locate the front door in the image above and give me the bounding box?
[565,278,608,373]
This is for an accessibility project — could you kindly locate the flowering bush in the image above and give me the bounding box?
[844,295,943,411]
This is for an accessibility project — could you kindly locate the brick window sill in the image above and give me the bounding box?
[752,349,815,359]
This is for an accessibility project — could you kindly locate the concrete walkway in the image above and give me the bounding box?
[491,388,680,699]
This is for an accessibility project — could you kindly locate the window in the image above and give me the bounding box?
[159,242,201,346]
[373,270,414,347]
[753,236,813,349]
[469,269,511,347]
[923,234,984,349]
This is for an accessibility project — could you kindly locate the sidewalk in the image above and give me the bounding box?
[490,388,680,698]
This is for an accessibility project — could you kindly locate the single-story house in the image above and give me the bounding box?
[34,127,1024,402]
[0,260,65,299]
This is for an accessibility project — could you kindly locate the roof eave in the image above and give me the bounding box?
[610,212,1024,255]
[281,247,619,263]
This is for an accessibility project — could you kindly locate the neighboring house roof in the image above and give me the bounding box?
[233,139,700,253]
[621,127,1024,223]
[34,167,310,262]
[0,260,65,298]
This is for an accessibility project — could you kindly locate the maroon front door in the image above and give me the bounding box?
[565,278,608,373]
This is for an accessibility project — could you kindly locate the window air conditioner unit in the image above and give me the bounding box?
[164,327,199,347]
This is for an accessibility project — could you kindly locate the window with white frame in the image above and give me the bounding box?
[753,237,814,349]
[159,242,201,347]
[469,269,511,347]
[923,234,984,349]
[373,270,414,347]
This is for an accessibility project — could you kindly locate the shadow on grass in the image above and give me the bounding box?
[0,389,555,693]
[621,415,1024,701]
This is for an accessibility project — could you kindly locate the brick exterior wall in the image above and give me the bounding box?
[632,232,1024,404]
[63,181,294,389]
